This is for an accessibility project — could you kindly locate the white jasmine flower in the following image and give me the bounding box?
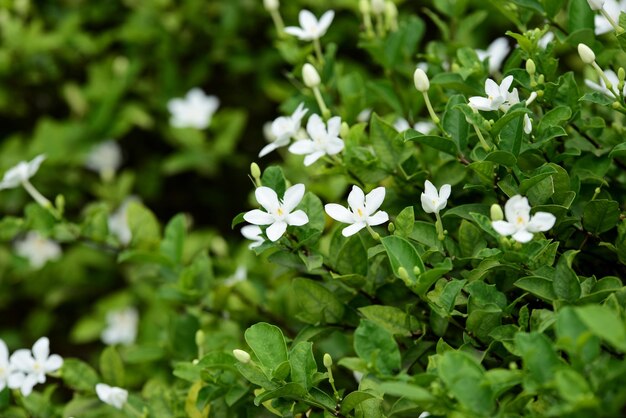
[101,307,139,346]
[85,140,122,181]
[538,31,554,49]
[288,114,345,166]
[324,185,389,237]
[414,121,436,134]
[302,63,321,88]
[224,266,247,286]
[469,75,517,111]
[9,337,63,397]
[492,195,556,243]
[285,9,334,41]
[356,108,372,123]
[259,103,308,157]
[96,383,128,410]
[585,69,625,97]
[241,225,264,249]
[421,180,451,214]
[167,88,219,130]
[14,231,61,269]
[595,0,626,34]
[476,37,510,75]
[108,199,135,246]
[393,118,411,132]
[243,184,309,242]
[0,155,45,190]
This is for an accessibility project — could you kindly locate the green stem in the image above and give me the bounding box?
[22,180,60,219]
[435,212,445,241]
[592,62,619,100]
[600,8,623,34]
[270,10,285,37]
[472,122,490,151]
[313,38,324,65]
[421,91,441,126]
[312,86,330,119]
[366,224,380,240]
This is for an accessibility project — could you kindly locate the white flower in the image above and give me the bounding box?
[302,63,321,88]
[0,339,13,392]
[476,37,510,75]
[588,0,606,10]
[393,118,411,132]
[324,185,389,237]
[288,114,345,166]
[167,88,219,130]
[243,184,309,241]
[585,69,625,97]
[259,103,308,157]
[357,108,372,123]
[538,31,554,50]
[0,155,45,190]
[285,9,334,41]
[85,140,122,180]
[14,231,62,269]
[241,225,264,249]
[578,43,596,64]
[492,195,556,243]
[96,383,128,410]
[108,199,136,246]
[9,337,63,397]
[421,180,451,214]
[595,0,626,34]
[414,121,436,134]
[224,266,247,286]
[413,68,430,92]
[263,0,279,12]
[101,307,139,346]
[469,75,517,111]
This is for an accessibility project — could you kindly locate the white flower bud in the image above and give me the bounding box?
[263,0,279,12]
[578,43,596,64]
[371,0,385,14]
[323,353,333,368]
[586,0,606,10]
[233,349,251,364]
[525,59,536,76]
[359,0,370,14]
[490,204,504,221]
[302,63,321,88]
[413,68,430,92]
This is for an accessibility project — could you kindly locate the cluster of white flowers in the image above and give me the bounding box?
[101,307,139,346]
[0,337,63,397]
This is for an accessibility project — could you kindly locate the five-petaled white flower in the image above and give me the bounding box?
[101,307,139,346]
[288,114,344,166]
[96,383,129,410]
[85,140,122,180]
[9,337,63,397]
[469,75,517,112]
[243,184,309,241]
[285,9,334,41]
[476,37,510,75]
[259,103,308,157]
[241,225,264,249]
[167,88,219,130]
[14,231,62,270]
[421,180,451,214]
[324,186,389,237]
[0,155,45,190]
[492,195,556,243]
[585,69,625,98]
[594,0,626,34]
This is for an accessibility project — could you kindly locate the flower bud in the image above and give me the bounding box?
[525,91,538,106]
[323,353,333,368]
[490,204,504,221]
[619,67,626,82]
[586,0,606,10]
[397,266,410,281]
[263,0,279,12]
[525,59,536,76]
[359,0,370,14]
[578,43,596,64]
[371,0,385,14]
[233,349,251,364]
[413,68,430,92]
[413,266,421,275]
[250,162,261,180]
[195,330,205,347]
[302,63,321,88]
[340,122,350,139]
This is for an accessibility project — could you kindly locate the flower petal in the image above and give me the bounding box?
[325,203,354,223]
[19,373,37,397]
[288,139,315,155]
[347,186,365,211]
[32,337,49,363]
[0,339,8,364]
[299,9,317,32]
[27,155,46,178]
[420,193,435,214]
[342,222,366,237]
[500,75,514,95]
[326,116,342,138]
[282,184,305,212]
[258,143,278,158]
[512,229,534,243]
[284,27,307,39]
[45,354,63,373]
[286,210,309,226]
[468,96,496,111]
[325,137,345,155]
[96,383,112,402]
[492,220,516,236]
[367,211,389,226]
[255,187,279,213]
[303,151,324,166]
[243,209,275,225]
[438,184,451,202]
[10,349,34,371]
[241,225,263,241]
[317,10,335,36]
[306,114,325,139]
[365,187,386,215]
[485,78,500,97]
[266,221,287,242]
[526,211,556,233]
[504,195,529,223]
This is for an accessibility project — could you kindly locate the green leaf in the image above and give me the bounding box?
[160,213,186,263]
[358,305,419,336]
[553,250,581,302]
[380,235,426,294]
[292,278,345,324]
[404,132,458,156]
[438,351,494,415]
[515,332,561,384]
[484,150,517,167]
[340,391,377,414]
[575,305,626,352]
[61,358,100,392]
[376,381,435,402]
[126,201,161,249]
[555,368,596,404]
[253,382,307,406]
[583,199,620,234]
[394,206,415,237]
[244,323,289,371]
[370,113,409,170]
[515,276,556,302]
[289,342,317,390]
[261,166,286,197]
[568,0,594,33]
[354,319,401,375]
[443,95,470,150]
[293,192,325,245]
[100,346,125,387]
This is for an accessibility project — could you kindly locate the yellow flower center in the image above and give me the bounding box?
[277,208,284,216]
[357,208,363,217]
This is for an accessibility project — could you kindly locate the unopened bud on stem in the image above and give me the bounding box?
[303,63,321,88]
[578,43,596,64]
[233,349,251,364]
[323,353,333,368]
[263,0,279,12]
[413,68,430,92]
[490,204,504,221]
[525,59,536,76]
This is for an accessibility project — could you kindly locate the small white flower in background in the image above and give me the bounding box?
[288,114,345,166]
[285,9,334,41]
[85,140,122,181]
[594,0,626,34]
[356,108,373,123]
[263,0,279,12]
[224,266,247,286]
[538,31,555,49]
[492,195,556,243]
[421,180,451,214]
[241,225,264,249]
[585,69,625,97]
[108,199,136,246]
[9,337,63,397]
[469,75,517,112]
[259,103,308,157]
[393,118,411,132]
[167,88,219,130]
[414,121,436,134]
[0,155,45,190]
[101,307,139,346]
[476,37,510,75]
[324,185,389,237]
[418,412,431,418]
[587,0,606,10]
[96,383,128,410]
[14,231,62,269]
[243,184,309,242]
